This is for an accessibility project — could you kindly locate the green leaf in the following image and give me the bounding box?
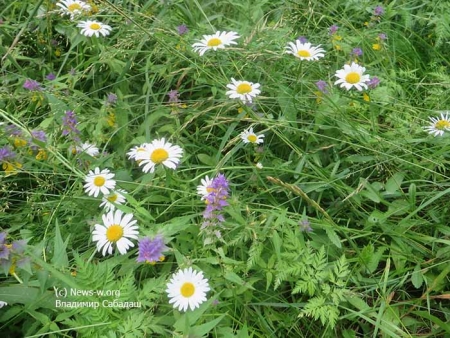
[197,153,215,166]
[411,264,424,289]
[189,314,226,336]
[26,309,50,326]
[51,219,69,269]
[385,172,405,194]
[412,311,450,333]
[224,271,254,289]
[361,181,382,203]
[0,286,56,309]
[325,228,342,248]
[367,210,387,225]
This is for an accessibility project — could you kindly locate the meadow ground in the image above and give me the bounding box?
[1,0,450,337]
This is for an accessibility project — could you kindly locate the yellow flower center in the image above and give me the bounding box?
[180,282,195,298]
[247,135,257,143]
[106,224,123,242]
[68,3,82,12]
[207,38,222,47]
[435,120,450,130]
[150,148,169,164]
[236,83,252,94]
[89,23,101,31]
[206,187,215,193]
[93,176,106,187]
[345,72,361,84]
[107,194,118,202]
[297,50,311,58]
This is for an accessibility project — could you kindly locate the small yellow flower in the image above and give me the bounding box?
[3,162,22,175]
[332,35,342,41]
[372,43,381,51]
[14,138,27,148]
[363,93,370,102]
[88,2,99,14]
[315,91,323,104]
[334,44,342,51]
[71,270,77,277]
[364,21,369,27]
[36,149,48,160]
[9,262,16,275]
[106,112,116,127]
[176,44,186,51]
[238,107,244,113]
[55,49,61,57]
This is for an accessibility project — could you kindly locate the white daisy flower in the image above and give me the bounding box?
[226,78,261,103]
[192,31,240,56]
[240,127,264,144]
[83,167,116,197]
[77,20,112,37]
[56,0,91,20]
[127,144,149,161]
[424,112,450,137]
[334,62,370,91]
[135,138,183,174]
[285,41,325,61]
[197,175,214,200]
[100,189,127,211]
[75,142,99,156]
[0,301,7,308]
[92,209,139,256]
[166,267,210,312]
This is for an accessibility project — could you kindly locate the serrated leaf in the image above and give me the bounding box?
[325,228,342,248]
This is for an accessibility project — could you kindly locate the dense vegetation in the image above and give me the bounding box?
[1,0,450,337]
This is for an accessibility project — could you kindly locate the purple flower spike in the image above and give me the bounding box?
[106,93,117,105]
[23,79,42,91]
[202,173,230,237]
[366,76,380,89]
[299,219,313,232]
[352,47,363,56]
[30,130,47,150]
[136,236,167,264]
[177,24,188,35]
[167,89,180,103]
[374,5,384,16]
[0,146,16,162]
[315,80,328,94]
[329,24,339,35]
[61,110,81,142]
